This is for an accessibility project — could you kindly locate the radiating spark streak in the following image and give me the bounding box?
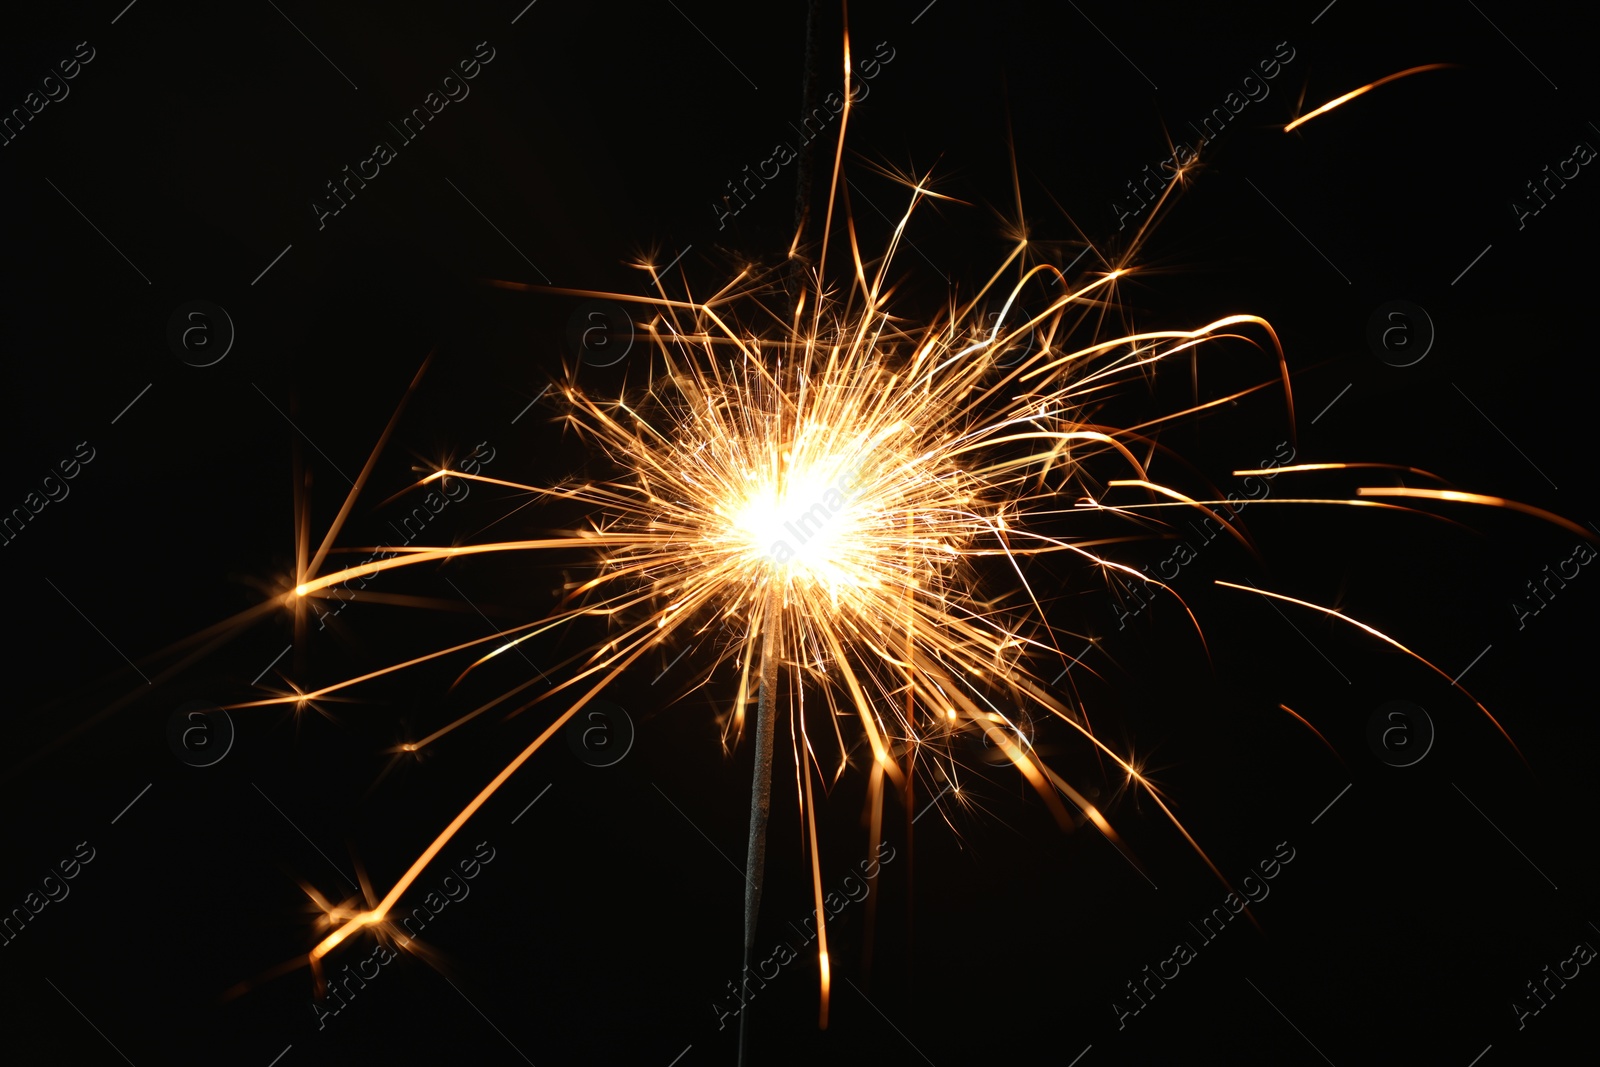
[443,575,549,681]
[1106,496,1440,515]
[1241,577,1350,684]
[1233,462,1449,481]
[1081,799,1158,895]
[229,617,553,710]
[309,630,664,972]
[1215,580,1525,762]
[374,467,536,510]
[1011,528,1209,653]
[812,23,854,326]
[982,518,1105,681]
[1116,375,1291,437]
[1019,678,1232,892]
[1284,64,1455,132]
[1106,479,1254,553]
[303,589,501,614]
[845,177,947,278]
[1355,488,1596,540]
[1277,703,1341,760]
[931,663,1071,828]
[307,356,434,585]
[291,536,672,597]
[1021,314,1295,442]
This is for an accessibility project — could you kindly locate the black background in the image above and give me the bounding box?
[2,2,1596,1064]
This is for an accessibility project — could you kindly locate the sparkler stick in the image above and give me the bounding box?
[746,14,847,1056]
[739,583,779,1065]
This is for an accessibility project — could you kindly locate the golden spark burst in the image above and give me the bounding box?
[220,53,1576,1025]
[270,203,1277,1012]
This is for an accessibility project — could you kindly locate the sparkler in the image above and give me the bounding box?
[213,39,1591,1058]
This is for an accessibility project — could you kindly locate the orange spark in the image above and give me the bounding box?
[1285,63,1455,133]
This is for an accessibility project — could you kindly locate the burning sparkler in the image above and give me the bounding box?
[211,37,1591,1060]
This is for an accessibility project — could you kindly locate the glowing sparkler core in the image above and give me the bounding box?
[730,457,868,576]
[722,416,962,596]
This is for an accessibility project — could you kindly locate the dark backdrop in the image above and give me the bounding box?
[2,2,1595,1064]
